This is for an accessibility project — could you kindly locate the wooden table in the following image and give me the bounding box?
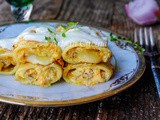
[0,0,160,119]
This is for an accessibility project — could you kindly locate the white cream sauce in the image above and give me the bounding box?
[56,27,107,50]
[0,38,15,50]
[15,26,56,43]
[0,25,107,50]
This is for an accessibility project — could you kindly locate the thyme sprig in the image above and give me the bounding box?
[45,22,78,42]
[60,22,78,38]
[110,33,145,53]
[45,36,51,41]
[68,22,78,27]
[45,28,57,43]
[48,28,53,33]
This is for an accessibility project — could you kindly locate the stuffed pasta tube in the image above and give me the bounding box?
[13,40,62,65]
[62,42,112,64]
[0,47,19,75]
[15,63,62,87]
[63,63,114,86]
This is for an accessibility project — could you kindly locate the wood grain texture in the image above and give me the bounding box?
[0,0,63,22]
[0,0,160,119]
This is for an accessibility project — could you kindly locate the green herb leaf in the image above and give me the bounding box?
[58,22,79,38]
[45,36,51,41]
[54,37,58,43]
[62,33,66,37]
[140,47,145,52]
[48,28,53,33]
[60,24,67,29]
[110,33,145,53]
[67,22,78,27]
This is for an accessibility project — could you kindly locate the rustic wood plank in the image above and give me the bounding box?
[31,0,63,20]
[46,107,59,119]
[14,106,29,120]
[0,103,9,119]
[0,0,63,22]
[2,105,19,120]
[0,0,13,23]
[63,107,73,120]
[37,107,50,120]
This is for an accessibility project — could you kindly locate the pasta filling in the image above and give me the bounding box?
[24,68,38,81]
[66,47,102,63]
[63,63,113,86]
[13,40,62,65]
[62,42,112,64]
[0,50,18,75]
[26,55,53,65]
[15,63,62,87]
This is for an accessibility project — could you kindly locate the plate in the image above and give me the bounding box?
[0,21,145,107]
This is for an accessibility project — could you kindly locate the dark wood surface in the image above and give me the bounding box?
[0,0,160,119]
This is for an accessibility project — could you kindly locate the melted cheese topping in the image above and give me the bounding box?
[0,25,107,50]
[56,27,107,50]
[26,55,53,65]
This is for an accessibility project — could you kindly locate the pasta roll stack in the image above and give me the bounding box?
[11,26,64,86]
[0,25,114,87]
[15,63,62,87]
[13,40,63,86]
[62,43,114,86]
[58,26,114,86]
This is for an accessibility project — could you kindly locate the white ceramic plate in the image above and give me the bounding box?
[0,21,145,107]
